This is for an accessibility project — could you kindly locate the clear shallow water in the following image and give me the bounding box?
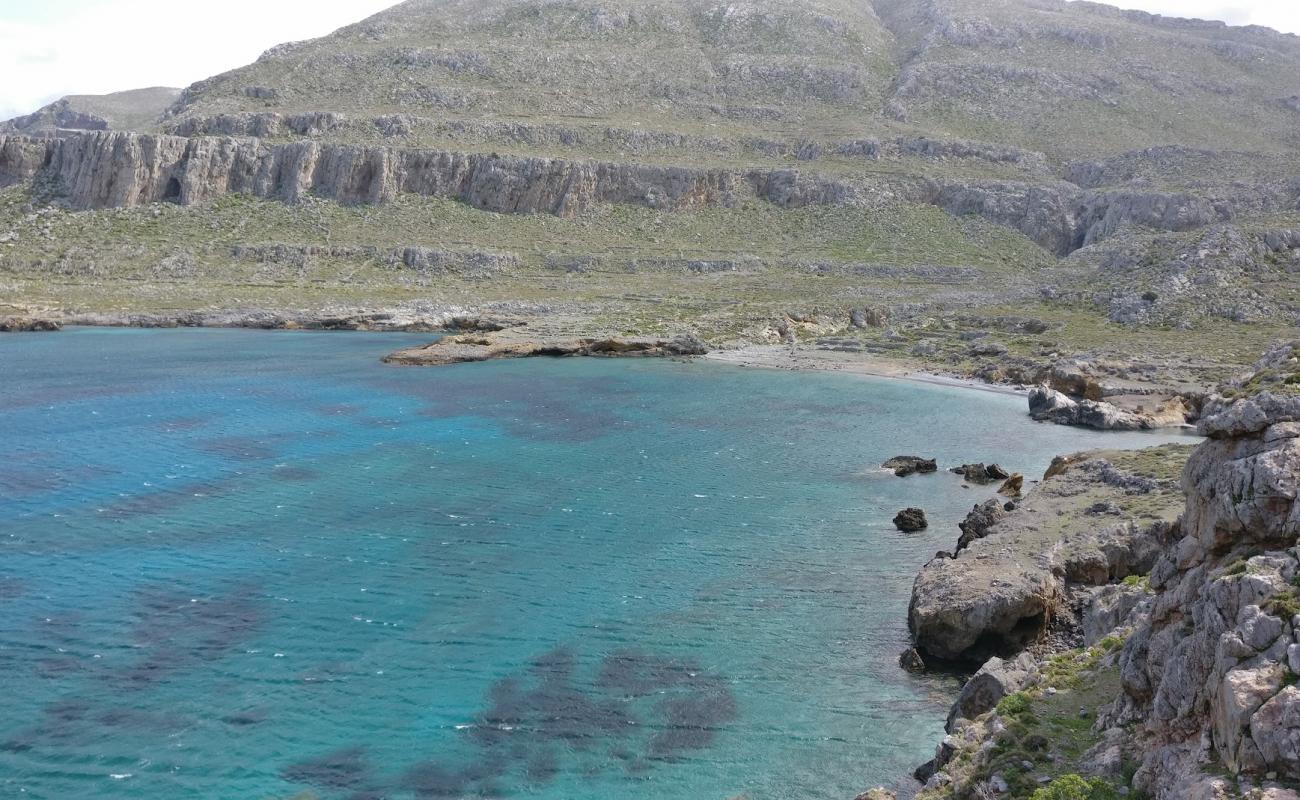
[0,328,1192,800]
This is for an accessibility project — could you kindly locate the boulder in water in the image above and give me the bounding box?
[883,455,938,477]
[894,508,929,532]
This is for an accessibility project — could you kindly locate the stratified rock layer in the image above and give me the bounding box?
[3,131,1294,255]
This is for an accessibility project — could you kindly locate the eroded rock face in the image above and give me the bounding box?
[1107,394,1300,796]
[956,498,1006,552]
[0,130,1282,253]
[909,555,1057,661]
[0,132,743,214]
[0,317,62,332]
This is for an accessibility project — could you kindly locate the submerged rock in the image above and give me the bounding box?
[883,455,938,477]
[894,508,929,532]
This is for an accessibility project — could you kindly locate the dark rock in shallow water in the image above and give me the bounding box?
[951,463,1009,483]
[894,507,928,532]
[899,647,926,672]
[883,455,938,477]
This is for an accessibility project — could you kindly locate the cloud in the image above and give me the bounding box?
[0,1,399,118]
[1106,0,1300,33]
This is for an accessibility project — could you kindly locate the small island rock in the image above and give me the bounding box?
[883,455,938,477]
[894,508,929,532]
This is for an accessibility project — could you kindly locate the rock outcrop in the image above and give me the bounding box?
[0,132,744,214]
[1109,391,1300,797]
[894,508,930,532]
[883,456,938,477]
[0,316,61,332]
[904,355,1300,799]
[950,463,1010,484]
[1029,385,1153,430]
[383,331,709,366]
[909,447,1188,663]
[945,652,1040,732]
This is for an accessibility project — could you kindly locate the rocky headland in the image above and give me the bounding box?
[863,343,1300,799]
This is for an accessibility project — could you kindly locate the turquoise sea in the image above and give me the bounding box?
[0,328,1190,800]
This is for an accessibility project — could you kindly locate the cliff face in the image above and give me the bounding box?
[1113,384,1300,797]
[0,131,741,215]
[6,131,1292,256]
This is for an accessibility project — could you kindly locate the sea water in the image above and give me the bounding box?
[0,328,1192,800]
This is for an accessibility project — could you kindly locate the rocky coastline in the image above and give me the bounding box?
[862,342,1300,799]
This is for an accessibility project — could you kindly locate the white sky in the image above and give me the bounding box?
[0,0,1297,122]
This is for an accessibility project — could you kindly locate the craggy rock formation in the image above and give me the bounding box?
[944,652,1040,732]
[50,305,526,333]
[383,331,709,366]
[1029,385,1152,430]
[950,463,1009,484]
[0,132,741,214]
[909,448,1186,663]
[902,346,1300,798]
[1107,390,1300,797]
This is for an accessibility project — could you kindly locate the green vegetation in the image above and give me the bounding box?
[1030,774,1120,800]
[922,642,1135,799]
[1267,577,1300,621]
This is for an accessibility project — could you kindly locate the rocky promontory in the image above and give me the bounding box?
[382,330,709,366]
[876,343,1300,799]
[908,446,1187,664]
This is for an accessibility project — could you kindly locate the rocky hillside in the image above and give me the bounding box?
[877,345,1300,799]
[1,87,180,136]
[1,0,1299,388]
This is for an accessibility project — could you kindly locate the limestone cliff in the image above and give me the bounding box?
[5,131,1292,257]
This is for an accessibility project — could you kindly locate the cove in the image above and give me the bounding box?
[0,327,1192,800]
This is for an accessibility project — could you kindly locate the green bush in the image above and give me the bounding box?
[996,691,1033,718]
[1030,773,1119,800]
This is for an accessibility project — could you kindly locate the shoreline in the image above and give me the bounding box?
[702,345,1030,398]
[10,316,1201,431]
